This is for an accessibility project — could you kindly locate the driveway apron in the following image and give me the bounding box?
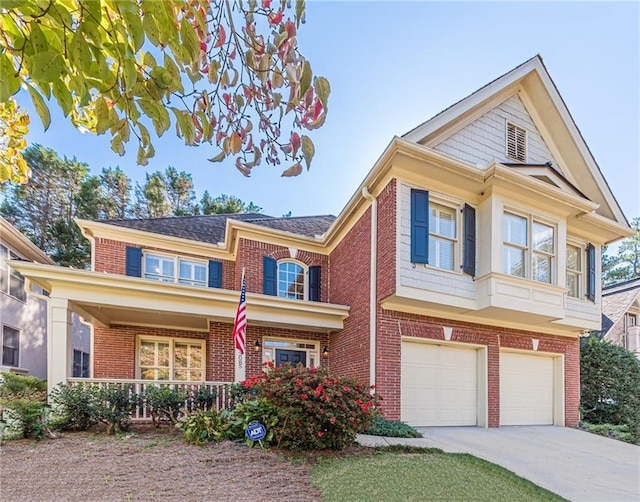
[358,426,640,502]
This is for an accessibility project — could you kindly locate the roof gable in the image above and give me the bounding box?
[601,278,640,336]
[403,55,628,226]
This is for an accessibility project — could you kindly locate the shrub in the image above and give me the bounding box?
[185,385,218,413]
[48,384,100,431]
[144,386,188,427]
[361,415,422,438]
[226,398,279,445]
[177,409,230,445]
[580,422,639,445]
[0,372,47,439]
[93,384,140,435]
[240,363,380,450]
[580,336,640,440]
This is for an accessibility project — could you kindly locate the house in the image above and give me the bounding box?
[10,56,632,428]
[0,217,91,379]
[601,278,640,358]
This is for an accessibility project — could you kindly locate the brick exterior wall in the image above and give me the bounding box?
[328,207,372,383]
[375,310,580,427]
[94,238,128,274]
[93,322,328,382]
[236,238,329,300]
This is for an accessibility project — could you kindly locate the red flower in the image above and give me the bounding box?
[317,431,324,437]
[301,393,308,399]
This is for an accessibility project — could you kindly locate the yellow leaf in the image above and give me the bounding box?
[281,163,302,177]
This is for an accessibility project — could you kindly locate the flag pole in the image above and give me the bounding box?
[233,268,247,383]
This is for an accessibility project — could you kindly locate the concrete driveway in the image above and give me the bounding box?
[358,426,640,502]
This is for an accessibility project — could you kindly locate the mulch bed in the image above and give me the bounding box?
[0,425,372,501]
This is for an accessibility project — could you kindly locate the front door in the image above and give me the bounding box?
[275,349,307,367]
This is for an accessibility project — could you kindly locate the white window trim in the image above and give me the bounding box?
[136,335,206,381]
[277,259,309,300]
[72,349,91,378]
[423,194,463,275]
[142,251,208,287]
[503,209,557,284]
[261,336,320,368]
[566,240,585,300]
[505,121,527,163]
[1,245,27,302]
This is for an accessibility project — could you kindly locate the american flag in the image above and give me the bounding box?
[232,271,247,354]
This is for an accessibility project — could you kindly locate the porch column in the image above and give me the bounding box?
[48,297,72,395]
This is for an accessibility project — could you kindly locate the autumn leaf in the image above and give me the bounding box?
[281,163,302,177]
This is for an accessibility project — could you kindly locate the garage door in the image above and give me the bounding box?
[500,352,554,425]
[401,342,478,426]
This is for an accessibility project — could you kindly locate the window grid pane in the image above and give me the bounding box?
[503,213,527,247]
[567,245,581,298]
[429,203,457,270]
[278,262,305,300]
[0,245,7,294]
[533,222,554,254]
[144,254,175,282]
[178,259,207,287]
[139,338,204,381]
[503,246,525,277]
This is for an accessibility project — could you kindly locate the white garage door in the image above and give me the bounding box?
[401,342,478,426]
[500,352,554,425]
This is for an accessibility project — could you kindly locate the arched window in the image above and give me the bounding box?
[278,261,306,300]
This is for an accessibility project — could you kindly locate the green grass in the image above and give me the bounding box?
[311,450,565,502]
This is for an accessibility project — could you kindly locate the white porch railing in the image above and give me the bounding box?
[67,378,235,422]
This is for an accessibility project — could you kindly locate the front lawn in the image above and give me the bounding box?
[311,448,565,502]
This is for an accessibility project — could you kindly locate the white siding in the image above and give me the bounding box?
[433,95,556,167]
[399,182,476,300]
[565,297,600,325]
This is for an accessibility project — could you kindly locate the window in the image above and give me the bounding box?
[144,254,175,282]
[506,122,527,162]
[0,246,26,301]
[625,314,637,332]
[566,244,582,298]
[144,253,208,287]
[410,189,476,275]
[72,350,90,378]
[178,259,207,287]
[278,261,306,300]
[262,338,319,368]
[503,212,555,283]
[138,336,204,381]
[2,326,19,367]
[429,203,457,270]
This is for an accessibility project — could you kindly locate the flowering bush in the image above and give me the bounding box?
[239,363,380,450]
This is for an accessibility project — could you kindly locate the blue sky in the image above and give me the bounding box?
[19,1,640,224]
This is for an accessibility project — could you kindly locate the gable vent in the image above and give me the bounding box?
[506,122,526,162]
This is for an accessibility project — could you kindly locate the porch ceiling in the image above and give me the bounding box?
[11,262,350,332]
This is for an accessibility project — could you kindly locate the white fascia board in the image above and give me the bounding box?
[0,217,55,264]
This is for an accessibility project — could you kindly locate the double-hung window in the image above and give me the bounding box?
[566,244,583,298]
[73,350,90,378]
[2,326,20,367]
[410,189,476,276]
[429,203,457,271]
[138,336,204,381]
[503,212,555,284]
[144,253,207,287]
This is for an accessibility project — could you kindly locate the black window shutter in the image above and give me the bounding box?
[309,265,321,301]
[462,204,476,276]
[263,256,277,296]
[125,246,142,277]
[208,260,222,288]
[586,243,596,302]
[411,189,429,264]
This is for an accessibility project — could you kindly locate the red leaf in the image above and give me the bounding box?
[214,24,226,48]
[200,42,207,52]
[285,20,296,39]
[313,99,323,120]
[268,10,283,26]
[262,0,271,8]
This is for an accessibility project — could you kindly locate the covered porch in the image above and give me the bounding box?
[11,262,350,396]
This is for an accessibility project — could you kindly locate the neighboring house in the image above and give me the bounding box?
[0,217,90,379]
[601,277,640,359]
[11,56,632,428]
